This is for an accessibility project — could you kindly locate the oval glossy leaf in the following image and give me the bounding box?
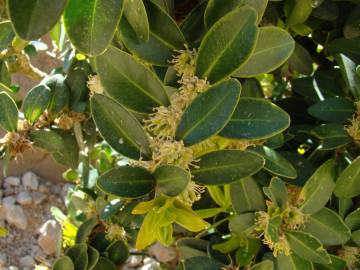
[286,0,313,26]
[351,230,360,246]
[97,166,155,198]
[7,0,67,40]
[93,257,117,270]
[29,129,64,153]
[336,54,360,100]
[51,130,79,169]
[204,0,242,29]
[106,240,129,264]
[334,156,360,198]
[328,37,360,63]
[120,0,185,66]
[230,177,265,214]
[234,26,295,78]
[23,84,52,124]
[53,256,75,270]
[196,6,258,83]
[251,260,273,270]
[264,177,288,210]
[219,97,290,140]
[87,246,100,270]
[229,213,256,236]
[95,47,169,113]
[192,150,265,185]
[45,74,70,114]
[249,146,297,179]
[0,21,15,51]
[345,208,360,230]
[0,92,18,132]
[154,165,190,197]
[314,255,347,270]
[176,79,241,145]
[311,124,352,150]
[183,256,224,270]
[277,253,314,270]
[63,0,123,55]
[298,160,336,215]
[123,0,149,41]
[288,43,313,75]
[66,243,89,270]
[308,97,355,123]
[76,217,97,244]
[303,208,351,246]
[180,1,207,45]
[285,231,331,264]
[91,94,151,160]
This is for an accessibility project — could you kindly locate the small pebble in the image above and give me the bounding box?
[38,184,49,194]
[2,196,16,207]
[5,205,28,230]
[3,187,15,196]
[19,255,35,268]
[0,252,7,266]
[32,192,47,205]
[8,266,19,270]
[16,192,33,205]
[38,220,62,255]
[22,171,39,190]
[4,176,20,187]
[50,185,61,195]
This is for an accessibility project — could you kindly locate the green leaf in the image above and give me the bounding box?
[219,98,290,140]
[93,257,117,270]
[303,208,351,246]
[106,240,129,264]
[286,0,313,26]
[66,243,89,270]
[298,159,336,215]
[308,97,355,123]
[334,156,360,198]
[45,74,70,114]
[180,1,206,46]
[95,47,169,113]
[276,253,314,270]
[23,84,52,124]
[230,177,265,214]
[288,43,313,75]
[285,231,331,264]
[175,79,241,145]
[234,26,294,78]
[266,215,282,243]
[63,0,123,55]
[119,0,185,66]
[196,6,258,83]
[7,0,67,40]
[51,130,79,169]
[0,21,15,51]
[97,166,155,198]
[29,129,65,153]
[204,0,242,29]
[90,94,151,160]
[192,150,264,185]
[236,238,261,266]
[264,177,288,210]
[251,260,274,270]
[336,54,360,100]
[0,91,18,132]
[345,208,360,230]
[123,0,149,41]
[328,37,360,63]
[183,256,224,270]
[154,165,190,197]
[249,146,297,179]
[53,256,75,270]
[229,213,256,236]
[76,217,97,244]
[87,246,100,270]
[311,124,352,150]
[314,255,347,270]
[351,230,360,246]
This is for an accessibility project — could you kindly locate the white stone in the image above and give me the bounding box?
[38,185,49,194]
[50,185,61,195]
[16,192,32,205]
[148,242,178,263]
[22,171,39,190]
[32,192,47,205]
[2,196,15,207]
[19,255,35,268]
[0,252,7,266]
[38,220,62,255]
[5,205,27,230]
[4,176,20,187]
[8,266,19,270]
